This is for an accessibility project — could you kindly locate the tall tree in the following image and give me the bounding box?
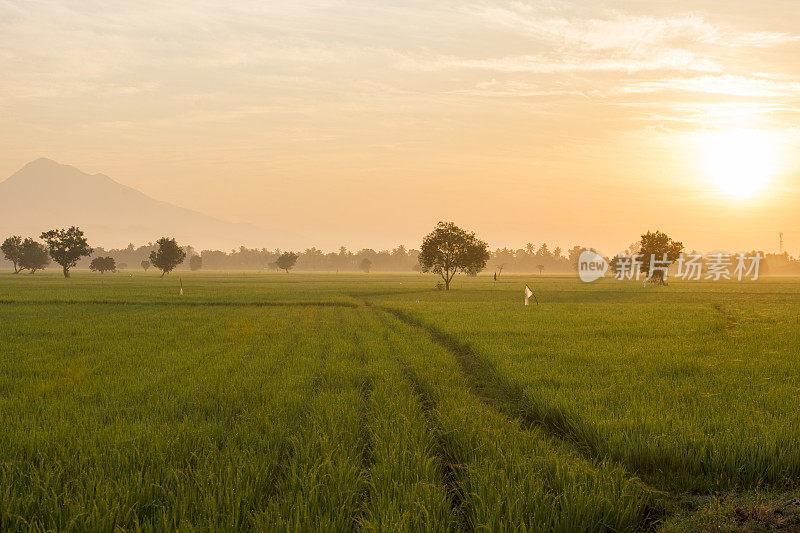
[275,252,298,273]
[567,246,584,271]
[638,230,684,285]
[89,256,116,274]
[1,236,24,273]
[40,227,93,278]
[189,255,203,271]
[359,257,372,273]
[149,237,186,277]
[418,221,489,290]
[19,239,50,274]
[537,243,551,260]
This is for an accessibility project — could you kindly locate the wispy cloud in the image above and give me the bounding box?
[718,31,799,47]
[448,79,601,98]
[472,4,798,51]
[405,50,721,74]
[618,74,800,98]
[472,7,719,51]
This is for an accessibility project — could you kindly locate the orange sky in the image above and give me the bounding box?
[1,1,799,255]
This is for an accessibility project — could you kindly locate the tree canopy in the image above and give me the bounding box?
[149,237,186,277]
[276,252,298,273]
[40,227,93,278]
[1,236,24,273]
[19,239,50,274]
[638,230,684,284]
[418,221,489,290]
[89,256,116,274]
[359,257,372,273]
[189,255,203,271]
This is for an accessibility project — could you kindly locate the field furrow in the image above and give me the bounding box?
[353,311,456,531]
[373,280,800,493]
[373,307,658,532]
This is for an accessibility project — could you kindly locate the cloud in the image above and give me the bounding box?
[0,80,161,100]
[473,4,798,51]
[396,7,797,78]
[449,79,601,98]
[473,7,719,51]
[718,31,799,47]
[1,0,798,141]
[405,50,721,74]
[620,102,800,131]
[618,74,800,97]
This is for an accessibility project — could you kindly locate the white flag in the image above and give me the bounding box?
[524,285,533,306]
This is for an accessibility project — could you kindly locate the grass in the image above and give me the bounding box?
[0,270,798,530]
[373,278,800,493]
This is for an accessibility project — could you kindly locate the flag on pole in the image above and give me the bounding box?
[524,285,533,306]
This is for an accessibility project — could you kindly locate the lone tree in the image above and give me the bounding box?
[141,260,151,271]
[1,236,24,273]
[638,230,684,285]
[189,255,203,271]
[276,252,298,273]
[418,221,489,290]
[149,237,186,277]
[537,264,545,275]
[359,257,372,273]
[40,226,93,278]
[89,256,116,274]
[19,239,50,274]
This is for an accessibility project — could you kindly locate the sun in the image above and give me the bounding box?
[703,129,778,199]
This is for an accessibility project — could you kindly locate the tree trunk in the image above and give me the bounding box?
[161,271,166,278]
[62,265,69,278]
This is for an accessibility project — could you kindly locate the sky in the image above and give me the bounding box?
[1,0,799,254]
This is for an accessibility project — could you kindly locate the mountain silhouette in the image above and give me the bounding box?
[0,158,271,250]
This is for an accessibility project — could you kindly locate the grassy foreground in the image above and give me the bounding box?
[1,271,798,531]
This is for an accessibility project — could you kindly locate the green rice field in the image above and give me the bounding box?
[1,271,798,531]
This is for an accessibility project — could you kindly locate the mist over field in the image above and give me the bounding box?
[4,158,800,278]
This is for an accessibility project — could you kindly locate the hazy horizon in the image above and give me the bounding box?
[2,1,799,255]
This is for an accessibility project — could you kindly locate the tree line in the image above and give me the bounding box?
[0,236,589,275]
[1,229,189,278]
[3,224,798,280]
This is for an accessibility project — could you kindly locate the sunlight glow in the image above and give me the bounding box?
[703,129,778,199]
